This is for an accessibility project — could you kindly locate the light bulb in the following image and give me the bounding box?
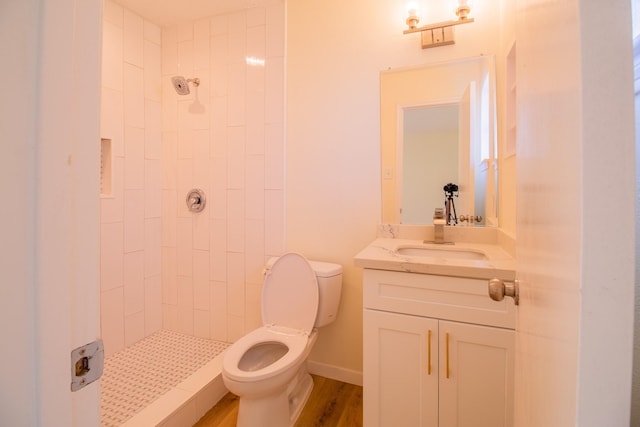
[406,5,420,29]
[456,0,472,19]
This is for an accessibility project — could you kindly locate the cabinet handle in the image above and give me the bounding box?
[427,329,432,375]
[445,332,450,379]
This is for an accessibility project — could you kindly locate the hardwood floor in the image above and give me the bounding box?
[194,375,363,427]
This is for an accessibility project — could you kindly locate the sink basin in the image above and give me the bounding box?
[395,245,488,260]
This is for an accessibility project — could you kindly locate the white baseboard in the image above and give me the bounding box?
[307,360,363,387]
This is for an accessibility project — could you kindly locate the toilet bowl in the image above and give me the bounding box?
[221,253,342,427]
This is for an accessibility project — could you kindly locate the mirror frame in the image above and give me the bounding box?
[380,55,498,225]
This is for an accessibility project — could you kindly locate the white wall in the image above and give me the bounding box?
[286,0,505,377]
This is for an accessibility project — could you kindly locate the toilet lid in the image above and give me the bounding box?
[262,253,319,334]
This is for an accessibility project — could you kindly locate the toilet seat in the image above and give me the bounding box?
[222,326,310,382]
[262,253,319,334]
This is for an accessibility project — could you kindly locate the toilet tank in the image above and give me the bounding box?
[307,260,343,327]
[266,257,343,328]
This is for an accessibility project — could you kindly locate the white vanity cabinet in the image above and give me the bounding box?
[363,269,515,427]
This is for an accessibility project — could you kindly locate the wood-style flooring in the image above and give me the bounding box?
[193,375,363,427]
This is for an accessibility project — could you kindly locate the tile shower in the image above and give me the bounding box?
[99,0,285,423]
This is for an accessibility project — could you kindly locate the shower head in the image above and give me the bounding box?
[171,76,200,95]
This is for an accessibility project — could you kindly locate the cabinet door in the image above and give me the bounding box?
[364,310,439,427]
[438,321,514,427]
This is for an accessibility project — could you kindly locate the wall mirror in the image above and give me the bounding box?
[380,55,498,226]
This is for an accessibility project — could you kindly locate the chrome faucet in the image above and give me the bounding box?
[433,208,446,244]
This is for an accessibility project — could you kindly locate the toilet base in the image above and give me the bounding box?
[236,366,314,427]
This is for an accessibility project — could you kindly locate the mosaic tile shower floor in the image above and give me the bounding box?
[100,330,229,427]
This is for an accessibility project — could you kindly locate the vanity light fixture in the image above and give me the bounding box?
[404,0,475,49]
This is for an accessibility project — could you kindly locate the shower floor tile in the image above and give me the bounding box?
[100,330,229,427]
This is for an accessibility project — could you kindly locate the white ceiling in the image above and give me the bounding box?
[113,0,266,26]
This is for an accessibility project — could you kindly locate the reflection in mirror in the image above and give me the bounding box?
[380,56,498,226]
[401,104,459,224]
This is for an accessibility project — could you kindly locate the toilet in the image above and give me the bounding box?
[221,252,343,427]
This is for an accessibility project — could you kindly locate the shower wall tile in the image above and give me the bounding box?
[193,130,211,193]
[194,306,211,334]
[101,87,124,155]
[265,189,285,256]
[194,19,210,70]
[210,219,227,282]
[163,304,178,331]
[124,126,145,189]
[144,45,162,103]
[102,21,123,92]
[144,218,162,276]
[178,40,194,75]
[246,94,265,156]
[266,2,285,58]
[124,250,145,316]
[162,86,179,131]
[227,252,245,317]
[145,100,162,158]
[193,215,210,251]
[210,15,228,37]
[247,6,266,28]
[144,275,162,334]
[193,250,210,311]
[144,159,162,216]
[265,56,284,124]
[228,13,247,63]
[245,155,265,219]
[227,127,245,189]
[227,190,245,253]
[177,159,194,217]
[210,281,228,341]
[162,27,178,76]
[177,120,195,159]
[210,36,229,98]
[100,157,124,224]
[227,314,244,343]
[177,23,193,43]
[227,64,246,126]
[265,122,284,189]
[123,64,145,128]
[144,21,161,45]
[194,310,211,339]
[123,9,144,68]
[103,0,123,27]
[246,25,265,60]
[245,283,262,332]
[176,218,193,276]
[162,189,177,246]
[162,246,178,305]
[124,189,145,252]
[101,222,124,291]
[162,132,178,188]
[125,310,145,347]
[101,287,125,356]
[177,276,194,335]
[210,157,228,219]
[244,219,265,285]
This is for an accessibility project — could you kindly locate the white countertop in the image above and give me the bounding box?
[354,238,516,280]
